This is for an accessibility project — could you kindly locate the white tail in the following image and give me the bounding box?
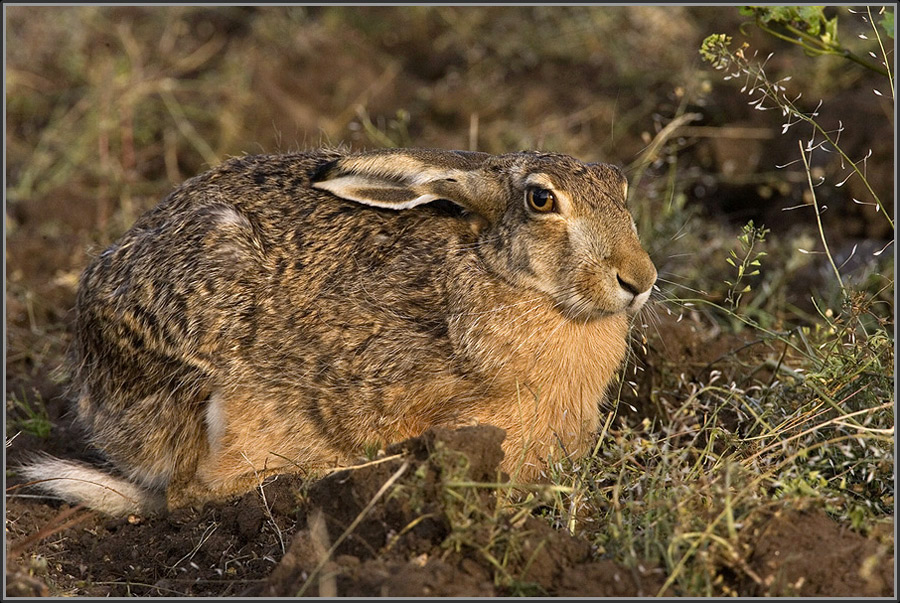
[18,456,164,516]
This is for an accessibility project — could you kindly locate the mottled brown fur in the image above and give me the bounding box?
[26,148,656,513]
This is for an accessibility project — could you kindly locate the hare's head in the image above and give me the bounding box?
[312,148,657,321]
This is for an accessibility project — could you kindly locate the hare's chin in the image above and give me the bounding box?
[557,299,627,322]
[627,289,652,313]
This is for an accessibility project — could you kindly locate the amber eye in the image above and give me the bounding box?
[526,187,556,213]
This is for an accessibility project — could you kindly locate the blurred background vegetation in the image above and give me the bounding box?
[5,6,892,325]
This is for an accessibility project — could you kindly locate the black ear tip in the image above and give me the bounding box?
[608,163,628,179]
[310,159,340,183]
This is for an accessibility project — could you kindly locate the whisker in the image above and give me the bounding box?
[655,277,709,297]
[667,218,694,243]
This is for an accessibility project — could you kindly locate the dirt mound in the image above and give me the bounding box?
[254,424,666,597]
[743,507,894,596]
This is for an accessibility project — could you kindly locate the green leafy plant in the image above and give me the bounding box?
[7,391,52,439]
[724,220,768,312]
[878,8,894,39]
[532,10,896,595]
[739,5,891,75]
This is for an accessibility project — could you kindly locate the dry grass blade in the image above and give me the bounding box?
[8,504,95,558]
[296,460,410,596]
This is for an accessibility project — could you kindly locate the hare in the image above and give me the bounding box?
[20,148,656,515]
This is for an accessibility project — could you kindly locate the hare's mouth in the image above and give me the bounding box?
[553,290,626,322]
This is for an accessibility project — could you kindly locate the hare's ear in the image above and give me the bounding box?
[312,148,501,221]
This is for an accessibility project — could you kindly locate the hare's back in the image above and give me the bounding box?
[78,151,476,380]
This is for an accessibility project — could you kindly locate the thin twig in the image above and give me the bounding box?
[159,83,219,168]
[8,505,95,557]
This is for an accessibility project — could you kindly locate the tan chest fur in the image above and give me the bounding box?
[453,295,629,473]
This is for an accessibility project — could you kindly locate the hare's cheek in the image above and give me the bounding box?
[550,265,617,319]
[570,261,637,316]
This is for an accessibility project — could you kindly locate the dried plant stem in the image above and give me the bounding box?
[628,111,703,192]
[867,6,895,99]
[797,139,844,291]
[800,115,892,230]
[736,53,892,230]
[296,460,410,597]
[159,85,220,168]
[8,505,94,558]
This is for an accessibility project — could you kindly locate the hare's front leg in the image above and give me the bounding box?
[165,463,286,510]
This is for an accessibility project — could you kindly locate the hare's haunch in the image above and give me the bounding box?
[21,148,656,514]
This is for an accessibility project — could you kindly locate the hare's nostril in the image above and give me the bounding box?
[616,274,641,297]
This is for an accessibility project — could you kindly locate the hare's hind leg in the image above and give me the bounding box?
[76,386,211,507]
[183,390,339,506]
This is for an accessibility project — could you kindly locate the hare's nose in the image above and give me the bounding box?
[616,273,642,297]
[616,256,657,309]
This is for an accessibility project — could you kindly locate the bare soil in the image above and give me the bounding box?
[5,310,893,597]
[6,424,670,597]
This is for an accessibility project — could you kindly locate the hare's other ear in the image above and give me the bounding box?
[312,148,501,221]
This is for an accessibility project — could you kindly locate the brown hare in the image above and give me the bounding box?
[21,148,657,515]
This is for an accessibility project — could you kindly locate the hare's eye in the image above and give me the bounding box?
[526,187,556,213]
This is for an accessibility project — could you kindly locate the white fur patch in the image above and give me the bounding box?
[18,456,163,516]
[313,175,440,209]
[358,193,441,210]
[210,205,252,229]
[631,288,651,311]
[205,391,227,453]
